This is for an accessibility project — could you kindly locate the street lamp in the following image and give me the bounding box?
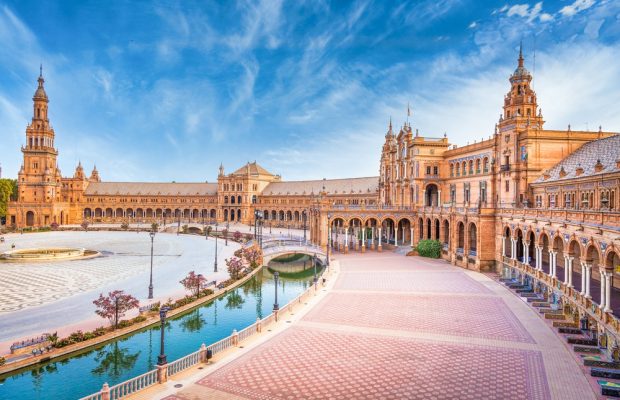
[313,253,318,291]
[273,271,279,311]
[303,210,307,242]
[148,231,155,299]
[225,222,229,246]
[158,306,170,365]
[214,222,219,272]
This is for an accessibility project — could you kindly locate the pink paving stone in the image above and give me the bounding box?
[334,270,493,294]
[303,292,535,343]
[198,326,550,400]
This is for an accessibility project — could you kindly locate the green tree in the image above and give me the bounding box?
[0,179,17,219]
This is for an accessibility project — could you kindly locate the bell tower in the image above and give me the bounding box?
[18,67,62,206]
[499,43,543,130]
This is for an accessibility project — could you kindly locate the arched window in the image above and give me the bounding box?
[237,195,242,204]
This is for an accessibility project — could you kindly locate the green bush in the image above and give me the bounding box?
[0,356,5,366]
[414,239,442,259]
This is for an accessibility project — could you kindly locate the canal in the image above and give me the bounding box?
[0,266,320,400]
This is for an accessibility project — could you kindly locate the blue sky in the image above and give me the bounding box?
[0,0,619,182]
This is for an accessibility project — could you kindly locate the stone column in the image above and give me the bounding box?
[157,364,168,384]
[585,263,592,298]
[549,251,556,278]
[344,227,349,254]
[605,271,613,313]
[378,227,382,252]
[410,227,414,247]
[600,269,606,310]
[534,246,541,269]
[523,242,529,264]
[511,239,517,260]
[502,238,506,257]
[566,257,574,288]
[361,227,366,253]
[395,226,398,246]
[371,227,375,250]
[580,261,587,295]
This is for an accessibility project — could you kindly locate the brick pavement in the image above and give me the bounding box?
[155,252,597,400]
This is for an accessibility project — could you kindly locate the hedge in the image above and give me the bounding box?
[414,239,442,259]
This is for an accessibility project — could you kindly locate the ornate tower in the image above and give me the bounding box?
[18,68,62,206]
[497,45,544,207]
[499,44,544,129]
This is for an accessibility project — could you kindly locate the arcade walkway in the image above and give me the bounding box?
[148,253,595,399]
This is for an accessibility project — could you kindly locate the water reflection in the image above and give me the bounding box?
[180,309,207,333]
[0,268,316,400]
[91,342,140,379]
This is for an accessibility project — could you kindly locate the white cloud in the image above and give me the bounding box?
[559,0,595,17]
[468,21,478,28]
[506,2,545,22]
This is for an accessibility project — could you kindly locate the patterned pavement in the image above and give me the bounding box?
[163,252,596,400]
[303,292,535,343]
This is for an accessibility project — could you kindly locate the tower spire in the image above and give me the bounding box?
[518,41,524,68]
[39,64,43,78]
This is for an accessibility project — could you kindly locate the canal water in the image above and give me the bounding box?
[0,267,319,400]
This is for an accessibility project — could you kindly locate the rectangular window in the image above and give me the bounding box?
[426,166,431,175]
[433,166,438,175]
[480,181,487,203]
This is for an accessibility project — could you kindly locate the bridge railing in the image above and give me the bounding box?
[79,265,328,400]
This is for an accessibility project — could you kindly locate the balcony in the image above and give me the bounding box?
[500,165,510,172]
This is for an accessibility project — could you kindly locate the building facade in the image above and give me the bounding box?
[7,49,620,306]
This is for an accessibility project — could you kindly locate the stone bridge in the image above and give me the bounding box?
[258,237,327,266]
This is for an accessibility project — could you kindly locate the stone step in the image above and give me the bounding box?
[545,313,566,320]
[507,284,526,289]
[572,336,603,346]
[532,301,550,308]
[600,381,620,398]
[526,297,544,303]
[520,293,538,298]
[558,327,583,335]
[539,308,563,314]
[515,288,533,293]
[574,345,601,354]
[592,368,620,379]
[553,321,578,328]
[586,358,620,368]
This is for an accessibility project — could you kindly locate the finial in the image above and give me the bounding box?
[568,124,571,131]
[518,41,524,68]
[389,116,392,129]
[39,64,43,78]
[415,128,419,137]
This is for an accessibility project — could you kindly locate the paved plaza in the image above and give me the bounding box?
[150,252,596,399]
[0,230,239,348]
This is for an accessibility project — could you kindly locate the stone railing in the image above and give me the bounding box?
[499,208,620,231]
[79,267,328,400]
[502,259,620,354]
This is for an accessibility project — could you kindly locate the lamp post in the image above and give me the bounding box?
[225,222,229,246]
[214,222,218,272]
[176,210,181,235]
[273,271,279,311]
[158,306,170,366]
[313,253,318,291]
[302,210,307,242]
[148,231,155,299]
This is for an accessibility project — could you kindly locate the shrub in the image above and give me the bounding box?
[0,356,5,366]
[120,222,129,230]
[132,315,147,323]
[50,222,59,231]
[414,239,442,259]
